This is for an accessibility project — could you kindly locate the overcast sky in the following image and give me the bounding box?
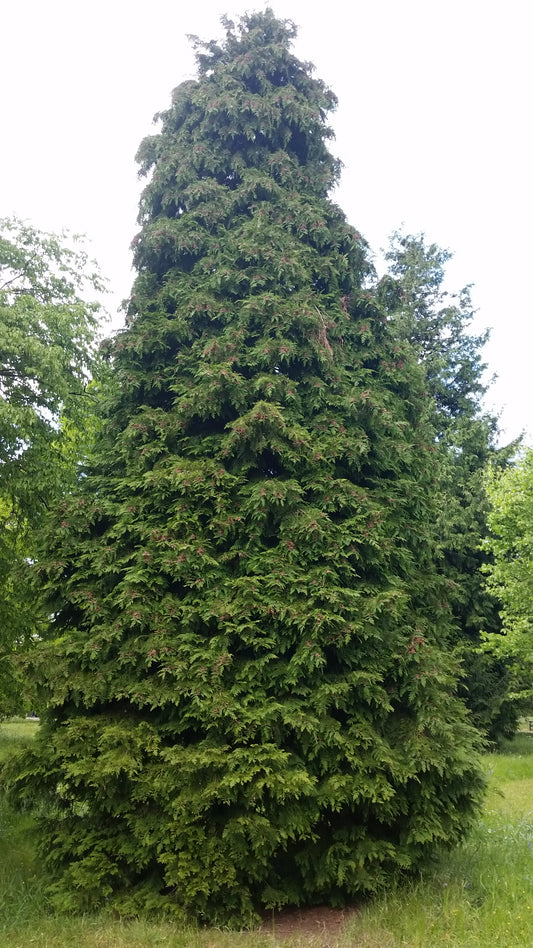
[1,0,531,443]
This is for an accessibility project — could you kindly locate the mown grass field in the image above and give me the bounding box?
[2,719,533,947]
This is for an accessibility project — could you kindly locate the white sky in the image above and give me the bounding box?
[1,0,531,444]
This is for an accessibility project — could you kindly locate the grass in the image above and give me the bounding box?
[2,721,533,946]
[0,717,39,763]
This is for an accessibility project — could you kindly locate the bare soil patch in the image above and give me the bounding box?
[259,905,358,941]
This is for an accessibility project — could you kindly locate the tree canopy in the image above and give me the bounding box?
[0,216,105,713]
[482,449,533,701]
[3,11,485,924]
[0,216,104,481]
[379,233,521,738]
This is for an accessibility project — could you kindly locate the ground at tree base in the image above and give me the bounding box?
[259,904,358,941]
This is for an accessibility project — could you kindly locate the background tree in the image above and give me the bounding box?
[379,233,520,740]
[0,216,105,713]
[4,12,485,924]
[482,449,533,704]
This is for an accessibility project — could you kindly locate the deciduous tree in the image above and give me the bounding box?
[0,217,104,712]
[482,449,533,703]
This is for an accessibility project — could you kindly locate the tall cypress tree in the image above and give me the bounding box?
[5,11,484,924]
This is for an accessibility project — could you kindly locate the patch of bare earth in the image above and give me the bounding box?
[259,905,358,942]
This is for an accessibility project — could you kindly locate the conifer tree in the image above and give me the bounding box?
[4,11,485,924]
[381,233,520,739]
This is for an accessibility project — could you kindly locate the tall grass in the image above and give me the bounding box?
[2,720,533,946]
[350,732,533,947]
[0,719,50,944]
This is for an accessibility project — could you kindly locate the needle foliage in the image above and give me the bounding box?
[3,10,484,925]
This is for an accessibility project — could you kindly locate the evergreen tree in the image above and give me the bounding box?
[381,233,520,740]
[4,12,485,924]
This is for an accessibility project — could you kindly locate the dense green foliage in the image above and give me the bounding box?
[2,720,533,947]
[482,449,533,701]
[3,11,485,925]
[3,721,533,948]
[0,217,104,713]
[381,234,520,740]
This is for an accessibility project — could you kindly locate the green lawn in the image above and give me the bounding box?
[2,719,533,947]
